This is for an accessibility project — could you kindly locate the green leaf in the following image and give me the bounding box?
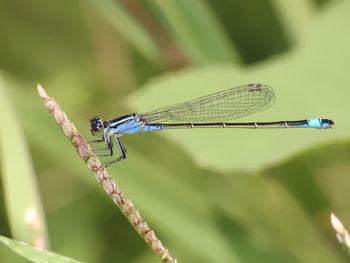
[87,0,162,64]
[0,75,49,248]
[129,0,348,171]
[148,0,240,64]
[211,172,346,262]
[0,235,82,263]
[271,0,316,43]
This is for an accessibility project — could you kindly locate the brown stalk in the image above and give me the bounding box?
[37,84,176,263]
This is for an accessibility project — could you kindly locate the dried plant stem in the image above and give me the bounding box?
[37,84,176,263]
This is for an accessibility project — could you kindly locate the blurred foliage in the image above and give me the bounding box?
[0,235,81,263]
[0,0,349,262]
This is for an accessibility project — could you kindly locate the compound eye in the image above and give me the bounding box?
[90,116,104,136]
[90,116,100,124]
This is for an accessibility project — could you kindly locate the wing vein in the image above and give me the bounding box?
[140,83,275,124]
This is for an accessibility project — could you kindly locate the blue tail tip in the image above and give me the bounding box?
[321,119,335,128]
[307,118,334,128]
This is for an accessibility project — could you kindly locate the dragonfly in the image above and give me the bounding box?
[89,83,334,167]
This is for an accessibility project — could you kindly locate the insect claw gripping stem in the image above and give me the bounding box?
[37,84,177,263]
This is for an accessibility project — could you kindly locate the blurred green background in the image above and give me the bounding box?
[0,0,349,262]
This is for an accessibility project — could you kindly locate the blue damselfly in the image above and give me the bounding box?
[89,83,334,167]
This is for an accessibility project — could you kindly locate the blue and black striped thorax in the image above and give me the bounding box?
[106,113,162,137]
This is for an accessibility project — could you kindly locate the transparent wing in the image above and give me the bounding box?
[139,83,275,124]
